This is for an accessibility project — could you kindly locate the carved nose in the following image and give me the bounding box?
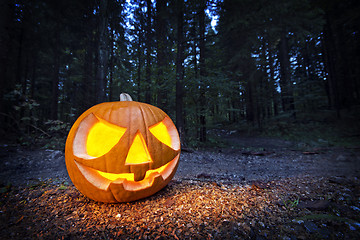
[125,132,152,181]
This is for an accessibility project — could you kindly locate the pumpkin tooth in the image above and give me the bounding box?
[130,164,149,181]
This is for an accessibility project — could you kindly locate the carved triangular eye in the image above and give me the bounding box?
[86,117,127,157]
[149,117,180,150]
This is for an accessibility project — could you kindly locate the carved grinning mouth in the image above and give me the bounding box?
[74,154,179,191]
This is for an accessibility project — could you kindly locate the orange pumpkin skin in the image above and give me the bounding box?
[65,100,180,203]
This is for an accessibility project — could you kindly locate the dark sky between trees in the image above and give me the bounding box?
[0,0,359,144]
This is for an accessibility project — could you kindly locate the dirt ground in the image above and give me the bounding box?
[0,135,359,186]
[0,135,359,239]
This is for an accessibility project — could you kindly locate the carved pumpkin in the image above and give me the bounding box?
[65,93,180,203]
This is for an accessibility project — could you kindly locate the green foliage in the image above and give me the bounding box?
[44,120,71,135]
[0,184,12,194]
[260,110,360,148]
[58,185,68,190]
[41,120,72,150]
[283,196,300,210]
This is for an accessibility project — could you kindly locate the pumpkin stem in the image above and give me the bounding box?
[120,93,133,101]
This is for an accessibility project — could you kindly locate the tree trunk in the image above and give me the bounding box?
[30,53,37,100]
[16,27,24,91]
[155,0,167,110]
[137,32,142,102]
[96,0,108,103]
[246,78,255,123]
[199,0,206,142]
[267,41,278,116]
[245,68,260,127]
[109,30,114,101]
[175,0,185,144]
[0,0,13,122]
[50,29,60,120]
[322,13,340,117]
[278,31,295,116]
[145,0,152,103]
[336,25,354,110]
[82,34,94,109]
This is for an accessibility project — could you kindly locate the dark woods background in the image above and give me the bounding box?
[0,0,359,148]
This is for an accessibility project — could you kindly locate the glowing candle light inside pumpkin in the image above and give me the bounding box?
[125,132,152,165]
[149,121,172,148]
[86,119,126,157]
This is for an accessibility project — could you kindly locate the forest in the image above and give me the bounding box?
[0,0,359,147]
[1,1,360,239]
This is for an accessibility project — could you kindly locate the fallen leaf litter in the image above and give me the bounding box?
[0,175,359,239]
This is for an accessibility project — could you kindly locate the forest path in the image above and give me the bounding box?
[0,135,359,186]
[178,134,359,183]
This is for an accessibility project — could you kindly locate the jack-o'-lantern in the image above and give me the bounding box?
[65,93,181,203]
